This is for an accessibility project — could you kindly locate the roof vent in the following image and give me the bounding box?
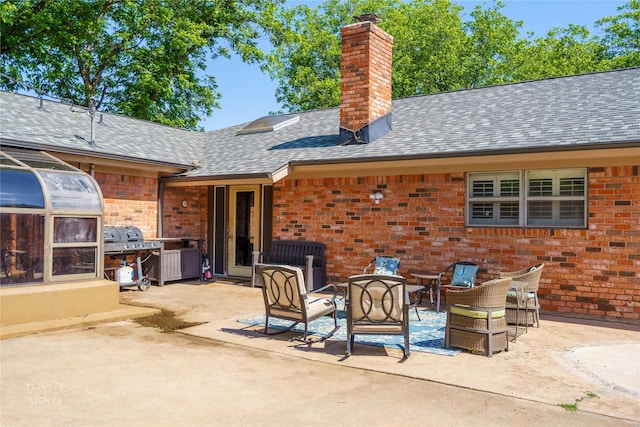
[236,114,300,135]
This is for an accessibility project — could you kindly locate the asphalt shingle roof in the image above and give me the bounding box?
[0,91,203,168]
[2,68,639,178]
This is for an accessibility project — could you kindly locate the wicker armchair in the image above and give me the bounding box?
[444,277,512,357]
[499,263,544,329]
[435,261,479,312]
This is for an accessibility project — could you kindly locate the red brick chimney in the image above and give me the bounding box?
[339,14,393,145]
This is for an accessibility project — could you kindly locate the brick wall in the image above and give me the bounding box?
[162,186,208,252]
[96,173,208,267]
[96,172,159,239]
[340,20,393,132]
[272,166,640,322]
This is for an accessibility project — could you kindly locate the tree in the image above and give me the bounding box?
[263,0,478,111]
[262,0,634,113]
[0,0,281,130]
[596,0,640,68]
[263,0,528,111]
[509,25,611,81]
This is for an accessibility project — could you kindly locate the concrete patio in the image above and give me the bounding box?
[1,279,638,426]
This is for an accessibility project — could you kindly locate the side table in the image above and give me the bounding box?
[410,272,442,312]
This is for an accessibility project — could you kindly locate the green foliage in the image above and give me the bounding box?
[510,25,612,81]
[262,0,638,112]
[559,403,578,412]
[558,390,600,412]
[596,0,640,68]
[2,0,637,125]
[0,0,281,129]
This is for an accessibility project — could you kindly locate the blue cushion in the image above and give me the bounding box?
[451,264,479,288]
[374,257,400,275]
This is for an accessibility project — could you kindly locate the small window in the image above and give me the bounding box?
[468,172,520,226]
[51,217,99,279]
[526,169,586,227]
[467,169,587,228]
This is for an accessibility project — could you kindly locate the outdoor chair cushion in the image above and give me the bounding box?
[451,264,479,288]
[449,305,505,319]
[506,290,536,299]
[372,257,400,275]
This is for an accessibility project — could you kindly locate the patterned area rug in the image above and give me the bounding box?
[237,300,461,356]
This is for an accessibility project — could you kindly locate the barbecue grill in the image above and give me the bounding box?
[104,226,161,254]
[104,226,161,291]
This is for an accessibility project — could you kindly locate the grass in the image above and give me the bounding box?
[558,391,600,412]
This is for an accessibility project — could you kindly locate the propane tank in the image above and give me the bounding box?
[116,261,134,285]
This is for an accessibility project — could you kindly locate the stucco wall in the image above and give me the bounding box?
[272,166,639,322]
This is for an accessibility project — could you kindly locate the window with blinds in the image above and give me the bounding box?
[467,169,587,228]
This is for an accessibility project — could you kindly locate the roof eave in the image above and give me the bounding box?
[0,138,195,171]
[286,142,640,178]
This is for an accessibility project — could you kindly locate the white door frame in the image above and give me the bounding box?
[227,185,261,277]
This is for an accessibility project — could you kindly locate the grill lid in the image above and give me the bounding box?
[103,226,159,254]
[104,226,143,243]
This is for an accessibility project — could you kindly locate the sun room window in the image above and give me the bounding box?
[0,148,103,287]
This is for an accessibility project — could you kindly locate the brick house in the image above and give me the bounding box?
[1,17,638,328]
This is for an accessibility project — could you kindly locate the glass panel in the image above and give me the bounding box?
[2,148,77,171]
[559,177,585,196]
[54,217,98,243]
[472,180,493,197]
[39,171,102,212]
[0,168,46,209]
[234,191,255,267]
[500,179,519,197]
[236,115,299,135]
[0,213,45,286]
[52,247,96,276]
[560,200,585,221]
[0,153,21,166]
[528,201,553,219]
[499,202,519,219]
[529,178,553,196]
[471,202,493,219]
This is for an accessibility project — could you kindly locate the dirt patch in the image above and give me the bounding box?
[134,309,205,332]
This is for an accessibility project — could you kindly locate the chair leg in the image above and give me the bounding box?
[346,334,353,355]
[262,314,299,336]
[486,316,493,358]
[444,312,451,348]
[404,333,410,357]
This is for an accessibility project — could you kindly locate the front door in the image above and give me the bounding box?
[227,185,261,277]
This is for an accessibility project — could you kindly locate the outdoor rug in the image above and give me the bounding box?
[237,300,461,356]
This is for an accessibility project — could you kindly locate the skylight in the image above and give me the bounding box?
[236,114,299,135]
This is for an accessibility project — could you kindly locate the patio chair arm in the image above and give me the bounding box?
[311,283,338,302]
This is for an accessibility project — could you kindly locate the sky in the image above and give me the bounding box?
[201,0,628,131]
